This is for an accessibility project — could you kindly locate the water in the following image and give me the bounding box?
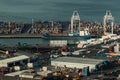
[0,38,49,45]
[0,0,120,24]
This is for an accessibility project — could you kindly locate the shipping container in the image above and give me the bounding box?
[96,53,106,57]
[33,63,40,67]
[27,63,33,68]
[82,66,90,76]
[14,66,21,71]
[27,62,40,68]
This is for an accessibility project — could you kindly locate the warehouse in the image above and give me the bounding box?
[0,55,29,67]
[51,57,104,70]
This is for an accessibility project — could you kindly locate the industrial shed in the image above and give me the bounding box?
[51,57,104,70]
[0,55,29,67]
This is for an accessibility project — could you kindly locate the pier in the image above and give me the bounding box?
[0,34,45,38]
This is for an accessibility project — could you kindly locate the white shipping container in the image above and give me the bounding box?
[14,66,21,71]
[72,51,80,55]
[61,52,71,56]
[27,63,33,68]
[114,46,119,53]
[42,67,47,71]
[19,74,34,78]
[77,44,83,48]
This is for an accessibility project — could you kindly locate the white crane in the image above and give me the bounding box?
[103,10,114,35]
[71,10,81,34]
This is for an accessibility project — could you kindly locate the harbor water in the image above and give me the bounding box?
[0,38,49,45]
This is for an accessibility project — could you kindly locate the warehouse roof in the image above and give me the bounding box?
[52,57,104,65]
[0,55,29,64]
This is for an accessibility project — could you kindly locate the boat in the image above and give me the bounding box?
[42,32,90,40]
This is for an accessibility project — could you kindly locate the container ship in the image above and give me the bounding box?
[42,30,90,40]
[42,11,91,40]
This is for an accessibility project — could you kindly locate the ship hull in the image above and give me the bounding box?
[43,35,91,40]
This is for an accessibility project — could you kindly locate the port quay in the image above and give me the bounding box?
[0,34,45,38]
[0,10,119,80]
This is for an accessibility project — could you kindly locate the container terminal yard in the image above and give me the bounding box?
[0,11,119,80]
